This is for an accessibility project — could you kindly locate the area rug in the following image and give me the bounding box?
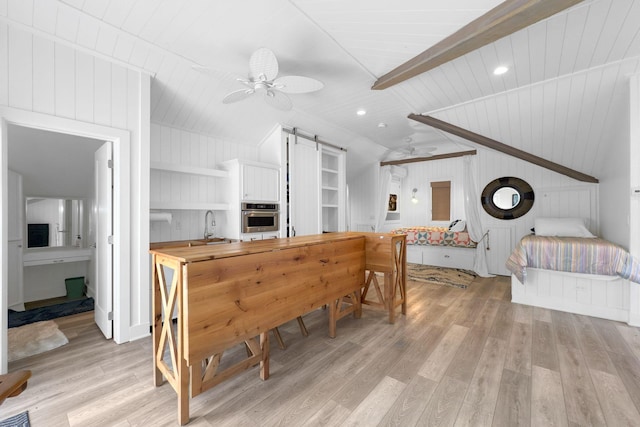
[0,411,30,427]
[8,297,94,328]
[8,320,68,362]
[406,263,476,289]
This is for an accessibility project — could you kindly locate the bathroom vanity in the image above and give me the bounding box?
[22,247,92,302]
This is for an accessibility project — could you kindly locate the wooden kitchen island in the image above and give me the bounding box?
[150,232,405,425]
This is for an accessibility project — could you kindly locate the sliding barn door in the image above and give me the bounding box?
[288,135,320,237]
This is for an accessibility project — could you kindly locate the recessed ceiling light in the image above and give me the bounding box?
[378,122,387,128]
[356,109,367,116]
[493,66,509,75]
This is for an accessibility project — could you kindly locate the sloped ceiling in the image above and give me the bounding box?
[3,0,639,179]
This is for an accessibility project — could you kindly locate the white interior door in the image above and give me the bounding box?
[289,136,320,236]
[94,141,113,339]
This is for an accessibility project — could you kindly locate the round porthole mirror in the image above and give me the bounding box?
[481,177,534,220]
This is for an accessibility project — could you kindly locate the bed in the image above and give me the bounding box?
[506,231,640,325]
[391,225,476,270]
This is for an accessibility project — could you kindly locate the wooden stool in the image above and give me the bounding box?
[0,370,32,406]
[271,316,309,350]
[360,233,407,323]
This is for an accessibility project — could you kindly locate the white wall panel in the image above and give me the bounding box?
[93,57,111,125]
[75,53,95,123]
[0,23,6,105]
[111,65,128,128]
[8,26,32,110]
[54,43,76,119]
[32,36,55,115]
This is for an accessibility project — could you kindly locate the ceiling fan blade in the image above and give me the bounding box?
[222,89,254,104]
[249,48,279,81]
[263,90,292,111]
[273,75,324,94]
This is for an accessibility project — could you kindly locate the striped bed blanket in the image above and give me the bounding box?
[506,235,640,284]
[391,226,476,248]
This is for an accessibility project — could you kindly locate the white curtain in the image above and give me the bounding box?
[463,155,493,277]
[375,166,392,232]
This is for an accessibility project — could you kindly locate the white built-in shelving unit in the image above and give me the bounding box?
[320,148,345,232]
[150,162,229,211]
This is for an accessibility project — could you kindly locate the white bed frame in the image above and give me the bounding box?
[407,244,475,270]
[511,268,640,326]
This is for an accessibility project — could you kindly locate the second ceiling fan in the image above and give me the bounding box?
[222,48,324,111]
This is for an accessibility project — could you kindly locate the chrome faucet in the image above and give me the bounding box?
[204,210,216,240]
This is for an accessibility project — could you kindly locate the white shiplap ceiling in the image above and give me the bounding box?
[2,0,639,179]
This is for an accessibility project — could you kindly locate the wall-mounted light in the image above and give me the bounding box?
[411,188,418,204]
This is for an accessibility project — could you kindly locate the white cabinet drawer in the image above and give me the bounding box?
[23,248,92,267]
[417,246,475,270]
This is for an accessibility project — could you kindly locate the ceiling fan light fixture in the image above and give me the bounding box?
[220,47,323,110]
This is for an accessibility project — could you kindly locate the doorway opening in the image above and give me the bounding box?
[7,124,110,338]
[1,108,132,373]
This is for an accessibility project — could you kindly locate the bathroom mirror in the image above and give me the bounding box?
[26,197,87,248]
[481,177,534,220]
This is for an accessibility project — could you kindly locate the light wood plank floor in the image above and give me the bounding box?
[4,275,640,426]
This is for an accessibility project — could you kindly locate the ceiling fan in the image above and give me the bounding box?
[386,138,436,160]
[221,48,324,111]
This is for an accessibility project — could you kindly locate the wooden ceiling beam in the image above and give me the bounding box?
[372,0,584,90]
[380,150,476,166]
[408,114,598,183]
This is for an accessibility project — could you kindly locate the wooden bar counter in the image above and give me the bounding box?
[149,232,405,425]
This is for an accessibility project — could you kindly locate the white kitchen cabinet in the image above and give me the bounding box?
[287,135,346,236]
[223,159,281,240]
[240,232,280,242]
[242,163,280,202]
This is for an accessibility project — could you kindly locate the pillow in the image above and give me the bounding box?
[534,217,595,238]
[448,219,466,232]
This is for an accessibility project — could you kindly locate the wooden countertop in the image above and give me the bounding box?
[149,232,366,263]
[149,237,233,250]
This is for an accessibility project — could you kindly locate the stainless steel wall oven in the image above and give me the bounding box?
[241,202,279,233]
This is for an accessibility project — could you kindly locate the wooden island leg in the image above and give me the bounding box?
[260,332,270,380]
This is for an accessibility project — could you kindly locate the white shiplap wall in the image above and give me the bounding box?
[0,21,150,341]
[149,122,259,242]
